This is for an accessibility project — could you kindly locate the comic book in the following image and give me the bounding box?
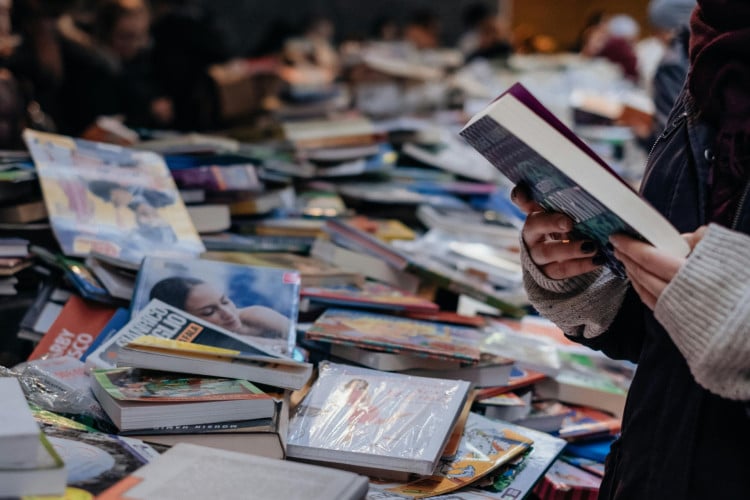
[23,129,204,262]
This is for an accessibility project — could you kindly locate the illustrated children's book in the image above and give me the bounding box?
[23,129,205,262]
[90,367,276,431]
[130,256,301,355]
[287,361,471,476]
[305,308,482,363]
[384,412,533,498]
[459,83,689,277]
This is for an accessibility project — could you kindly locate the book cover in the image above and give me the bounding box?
[23,129,205,262]
[131,256,301,354]
[459,82,689,277]
[86,299,297,370]
[96,442,370,500]
[305,308,482,363]
[532,458,601,500]
[287,361,471,475]
[384,412,533,498]
[0,377,40,469]
[301,281,439,313]
[28,295,117,360]
[116,335,313,390]
[170,164,262,192]
[92,367,270,403]
[33,407,161,497]
[81,307,131,362]
[558,406,621,441]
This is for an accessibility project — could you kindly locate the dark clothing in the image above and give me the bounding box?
[572,87,750,499]
[651,27,690,141]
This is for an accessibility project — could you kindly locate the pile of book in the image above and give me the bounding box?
[0,80,665,499]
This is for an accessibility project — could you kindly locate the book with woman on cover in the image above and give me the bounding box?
[131,256,302,355]
[22,130,204,263]
[287,361,471,476]
[459,82,690,277]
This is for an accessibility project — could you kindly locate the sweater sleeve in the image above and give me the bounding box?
[655,223,750,400]
[521,242,631,340]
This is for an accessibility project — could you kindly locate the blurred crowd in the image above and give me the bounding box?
[0,0,694,150]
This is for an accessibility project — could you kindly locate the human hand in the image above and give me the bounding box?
[609,226,707,310]
[511,183,602,279]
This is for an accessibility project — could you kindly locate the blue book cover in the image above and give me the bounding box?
[130,257,301,355]
[81,308,131,361]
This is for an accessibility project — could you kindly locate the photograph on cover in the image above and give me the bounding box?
[23,130,205,263]
[131,257,301,354]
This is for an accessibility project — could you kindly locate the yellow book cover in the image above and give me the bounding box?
[23,130,204,262]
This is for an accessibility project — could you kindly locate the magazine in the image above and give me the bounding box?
[131,256,301,354]
[23,129,204,262]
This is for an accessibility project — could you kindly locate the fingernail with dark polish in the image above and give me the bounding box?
[581,241,596,254]
[605,242,614,252]
[592,254,606,266]
[510,186,517,201]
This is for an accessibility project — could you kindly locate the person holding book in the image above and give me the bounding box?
[149,276,291,340]
[511,1,750,497]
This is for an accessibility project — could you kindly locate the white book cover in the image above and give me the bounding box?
[0,377,40,468]
[287,361,471,475]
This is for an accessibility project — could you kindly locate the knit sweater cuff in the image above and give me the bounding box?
[655,224,750,400]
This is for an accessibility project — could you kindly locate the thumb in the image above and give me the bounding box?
[683,225,708,251]
[510,182,543,215]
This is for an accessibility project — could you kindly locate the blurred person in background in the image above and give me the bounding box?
[403,9,440,50]
[582,14,641,82]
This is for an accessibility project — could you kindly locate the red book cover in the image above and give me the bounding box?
[28,295,117,360]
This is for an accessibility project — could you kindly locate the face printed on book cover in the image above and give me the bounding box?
[184,283,244,332]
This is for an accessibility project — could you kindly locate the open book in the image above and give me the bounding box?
[460,83,690,277]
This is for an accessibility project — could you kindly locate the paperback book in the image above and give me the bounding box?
[459,82,689,277]
[130,256,301,354]
[287,361,471,476]
[301,281,439,314]
[90,367,276,431]
[23,129,205,262]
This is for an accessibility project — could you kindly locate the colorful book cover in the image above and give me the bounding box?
[130,256,301,354]
[170,164,262,192]
[287,361,471,475]
[23,129,205,262]
[92,367,269,403]
[558,406,621,441]
[81,308,131,362]
[385,412,533,498]
[301,281,439,313]
[366,415,567,500]
[474,366,550,400]
[28,295,117,360]
[33,407,161,497]
[305,308,482,363]
[86,299,294,369]
[531,458,601,500]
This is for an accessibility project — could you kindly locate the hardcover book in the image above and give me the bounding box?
[459,82,689,277]
[96,442,370,500]
[130,256,301,354]
[23,129,205,262]
[90,367,276,431]
[287,361,471,476]
[305,308,482,363]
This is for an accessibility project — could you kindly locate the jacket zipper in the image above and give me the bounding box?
[642,111,689,189]
[731,179,750,230]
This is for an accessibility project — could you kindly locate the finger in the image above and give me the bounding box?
[609,234,683,282]
[541,256,603,280]
[616,250,669,302]
[522,211,575,246]
[529,239,598,266]
[628,270,657,310]
[683,225,708,251]
[510,184,543,214]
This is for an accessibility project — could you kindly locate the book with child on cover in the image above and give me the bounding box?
[23,129,204,263]
[459,82,689,277]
